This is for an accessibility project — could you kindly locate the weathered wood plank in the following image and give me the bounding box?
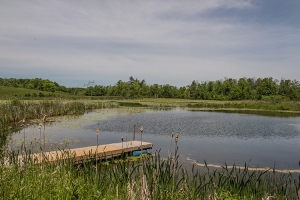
[17,141,153,165]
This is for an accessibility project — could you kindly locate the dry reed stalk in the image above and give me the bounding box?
[141,175,150,200]
[152,169,157,196]
[116,184,118,200]
[172,133,179,197]
[127,181,136,200]
[38,123,42,150]
[169,132,174,158]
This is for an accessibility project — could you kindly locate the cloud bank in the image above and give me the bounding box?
[0,0,299,87]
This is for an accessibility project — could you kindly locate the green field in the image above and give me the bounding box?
[0,86,78,99]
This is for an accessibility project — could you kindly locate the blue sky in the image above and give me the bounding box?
[0,0,299,87]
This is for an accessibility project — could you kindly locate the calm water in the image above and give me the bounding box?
[9,108,300,169]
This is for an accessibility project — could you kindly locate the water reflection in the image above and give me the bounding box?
[8,108,300,170]
[202,109,300,118]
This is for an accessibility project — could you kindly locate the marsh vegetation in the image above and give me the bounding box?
[1,143,300,199]
[0,96,300,199]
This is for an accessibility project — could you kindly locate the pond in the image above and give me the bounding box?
[8,107,300,170]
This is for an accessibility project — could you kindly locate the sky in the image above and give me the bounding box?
[0,0,300,87]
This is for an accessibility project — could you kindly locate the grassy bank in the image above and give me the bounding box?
[186,101,300,112]
[116,98,300,113]
[1,146,299,199]
[0,99,118,136]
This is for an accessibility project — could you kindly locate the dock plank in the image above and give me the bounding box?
[17,141,153,165]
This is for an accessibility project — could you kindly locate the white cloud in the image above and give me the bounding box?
[0,0,299,86]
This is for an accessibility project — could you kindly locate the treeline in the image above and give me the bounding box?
[86,77,300,101]
[0,78,84,95]
[1,77,300,101]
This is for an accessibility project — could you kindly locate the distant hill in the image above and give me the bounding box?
[0,86,78,99]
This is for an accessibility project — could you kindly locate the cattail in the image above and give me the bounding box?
[175,133,179,143]
[19,118,25,123]
[169,132,174,158]
[42,114,47,122]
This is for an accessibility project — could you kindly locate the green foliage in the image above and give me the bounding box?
[83,76,300,101]
[1,148,299,199]
[42,79,57,92]
[0,78,81,94]
[1,76,300,101]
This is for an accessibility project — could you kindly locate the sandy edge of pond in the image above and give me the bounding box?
[185,157,300,173]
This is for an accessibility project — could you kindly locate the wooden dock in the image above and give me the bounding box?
[17,141,153,165]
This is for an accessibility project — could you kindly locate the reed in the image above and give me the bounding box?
[2,142,299,199]
[187,101,300,112]
[0,99,118,136]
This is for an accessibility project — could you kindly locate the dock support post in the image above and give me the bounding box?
[133,124,136,140]
[140,126,143,146]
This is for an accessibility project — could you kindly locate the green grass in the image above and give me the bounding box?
[0,99,119,138]
[1,145,299,199]
[118,102,148,107]
[186,101,300,112]
[0,86,77,99]
[116,98,300,113]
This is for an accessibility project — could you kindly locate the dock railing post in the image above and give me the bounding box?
[96,124,100,176]
[140,126,143,147]
[121,137,123,149]
[133,124,136,141]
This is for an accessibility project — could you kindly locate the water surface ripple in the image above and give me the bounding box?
[10,108,300,170]
[87,109,300,169]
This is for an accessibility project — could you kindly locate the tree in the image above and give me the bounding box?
[189,80,197,99]
[42,80,56,92]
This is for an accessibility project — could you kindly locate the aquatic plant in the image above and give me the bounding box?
[0,99,118,135]
[1,138,299,199]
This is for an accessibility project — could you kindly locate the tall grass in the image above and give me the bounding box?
[0,99,118,135]
[187,101,300,112]
[1,142,299,199]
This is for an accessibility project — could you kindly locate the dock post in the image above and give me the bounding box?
[133,124,136,140]
[140,126,143,146]
[121,137,123,149]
